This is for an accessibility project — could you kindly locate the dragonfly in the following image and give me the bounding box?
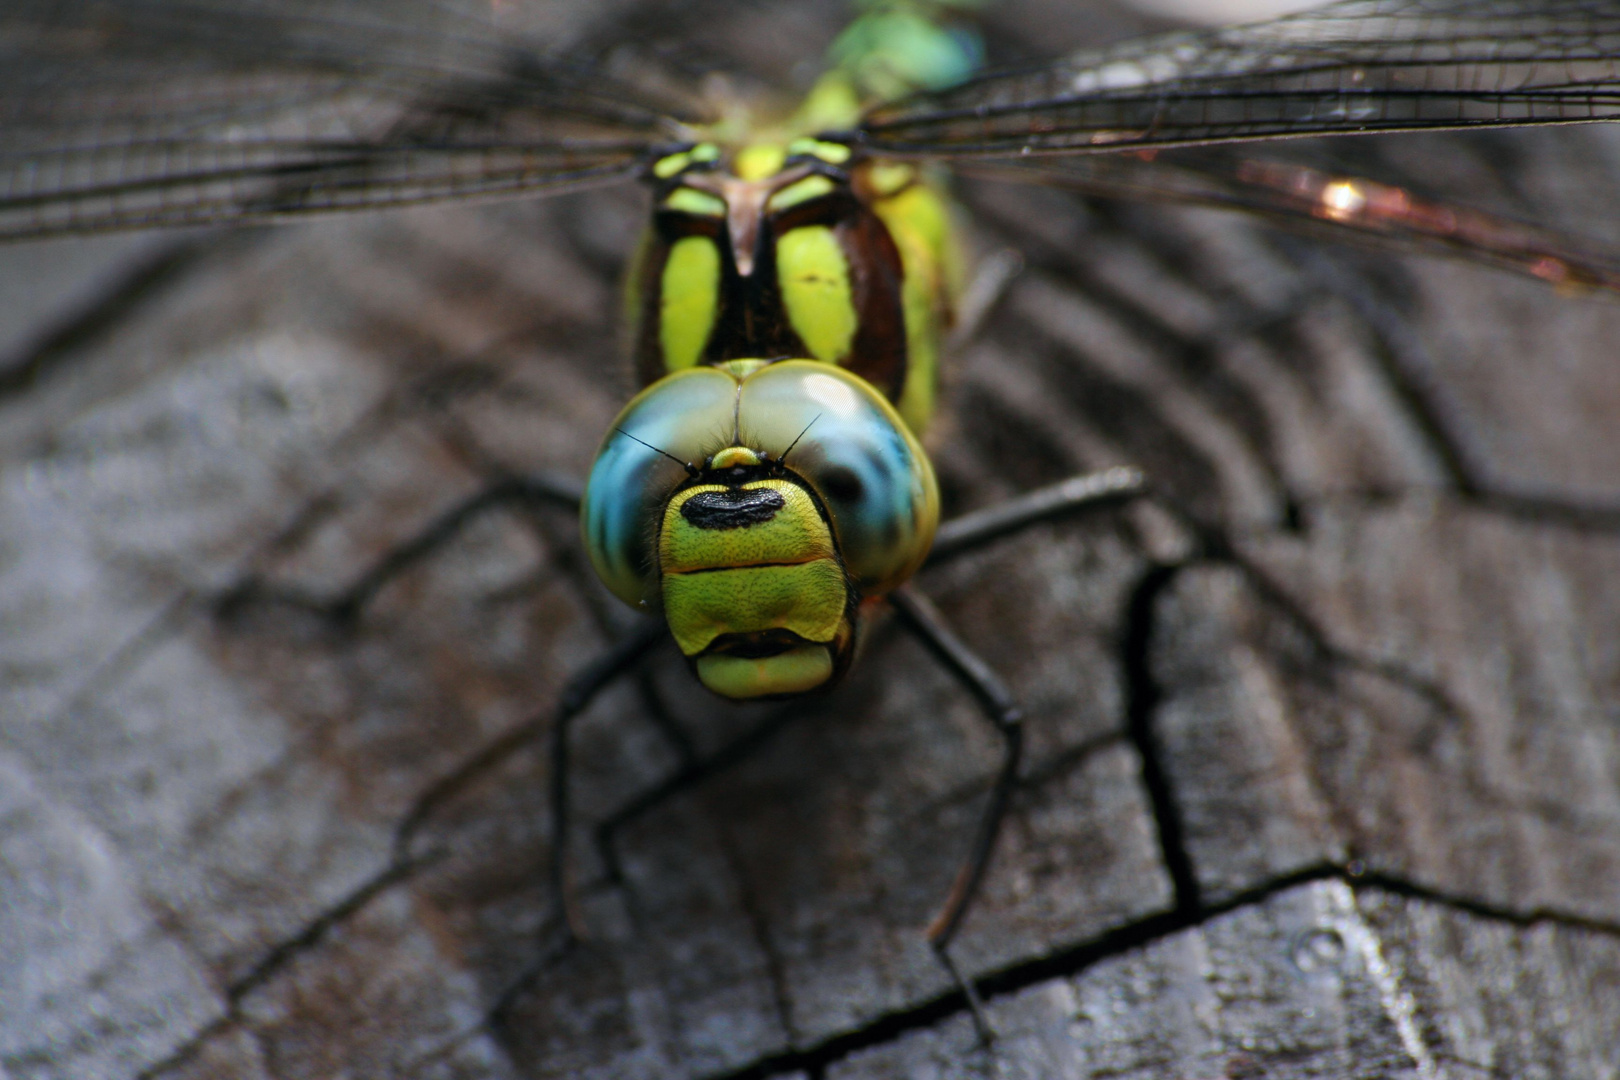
[6,0,1620,1054]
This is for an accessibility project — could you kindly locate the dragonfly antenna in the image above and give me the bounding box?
[779,413,821,465]
[615,428,699,476]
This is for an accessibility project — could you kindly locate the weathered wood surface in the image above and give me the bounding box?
[2,2,1618,1078]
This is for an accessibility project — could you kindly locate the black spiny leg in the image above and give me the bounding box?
[548,618,667,940]
[216,471,584,621]
[891,464,1150,1044]
[329,472,584,621]
[927,465,1147,566]
[889,585,1023,1047]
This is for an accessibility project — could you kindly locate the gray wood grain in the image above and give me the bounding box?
[2,2,1618,1077]
[830,882,1620,1078]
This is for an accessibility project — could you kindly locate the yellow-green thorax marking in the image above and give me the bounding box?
[626,139,962,436]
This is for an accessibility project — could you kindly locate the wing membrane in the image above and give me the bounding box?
[964,142,1620,292]
[0,0,702,239]
[858,0,1620,156]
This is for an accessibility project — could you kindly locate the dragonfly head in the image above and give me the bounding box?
[581,360,939,700]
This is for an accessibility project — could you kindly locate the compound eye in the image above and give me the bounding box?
[818,465,864,504]
[736,361,938,596]
[580,367,739,608]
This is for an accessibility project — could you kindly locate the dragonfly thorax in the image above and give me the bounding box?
[626,140,961,438]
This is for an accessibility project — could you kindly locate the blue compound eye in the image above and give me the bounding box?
[580,366,738,608]
[735,361,939,596]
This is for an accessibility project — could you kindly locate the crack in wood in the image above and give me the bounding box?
[689,864,1620,1080]
[1119,561,1202,916]
[111,460,1611,1080]
[134,856,430,1080]
[121,478,1613,1078]
[120,851,1620,1080]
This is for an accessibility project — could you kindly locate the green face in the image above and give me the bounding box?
[661,472,855,699]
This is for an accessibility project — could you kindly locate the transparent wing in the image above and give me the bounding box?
[857,0,1620,156]
[963,137,1620,294]
[0,0,706,240]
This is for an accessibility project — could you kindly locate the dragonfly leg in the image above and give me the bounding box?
[325,471,583,621]
[589,700,803,891]
[548,619,667,940]
[889,584,1023,1047]
[219,471,583,622]
[927,465,1148,566]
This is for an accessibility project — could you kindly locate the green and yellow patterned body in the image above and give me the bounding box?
[582,9,976,699]
[624,137,963,437]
